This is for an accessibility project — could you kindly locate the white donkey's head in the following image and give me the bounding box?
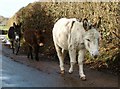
[83,17,101,58]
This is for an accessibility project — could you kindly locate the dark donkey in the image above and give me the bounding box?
[23,29,44,61]
[8,22,22,55]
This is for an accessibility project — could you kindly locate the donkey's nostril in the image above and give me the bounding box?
[94,55,98,58]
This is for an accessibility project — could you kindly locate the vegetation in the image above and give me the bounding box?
[7,2,120,74]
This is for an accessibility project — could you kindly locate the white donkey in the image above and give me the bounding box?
[52,17,101,80]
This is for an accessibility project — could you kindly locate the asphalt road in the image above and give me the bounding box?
[0,39,119,87]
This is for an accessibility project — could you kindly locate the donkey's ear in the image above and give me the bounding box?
[93,17,101,28]
[83,18,88,31]
[19,22,22,27]
[13,22,16,27]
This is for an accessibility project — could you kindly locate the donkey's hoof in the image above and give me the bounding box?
[68,69,73,74]
[68,71,73,74]
[80,76,86,81]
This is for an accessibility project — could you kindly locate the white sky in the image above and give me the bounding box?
[0,0,39,18]
[0,0,119,18]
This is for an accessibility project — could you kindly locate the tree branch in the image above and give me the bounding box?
[112,31,120,39]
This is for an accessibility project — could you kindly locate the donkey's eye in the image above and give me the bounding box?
[86,39,90,42]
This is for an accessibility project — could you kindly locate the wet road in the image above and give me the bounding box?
[0,42,119,87]
[2,55,66,87]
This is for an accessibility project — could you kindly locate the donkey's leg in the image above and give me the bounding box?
[78,49,86,80]
[34,45,39,61]
[54,43,66,74]
[16,46,20,55]
[27,46,30,58]
[30,46,33,59]
[11,40,14,54]
[68,49,76,74]
[16,41,20,55]
[27,46,33,59]
[61,49,67,72]
[27,47,30,58]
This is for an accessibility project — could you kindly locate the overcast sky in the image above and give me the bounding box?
[0,0,39,18]
[0,0,119,18]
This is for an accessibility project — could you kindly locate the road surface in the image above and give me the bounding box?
[0,39,119,87]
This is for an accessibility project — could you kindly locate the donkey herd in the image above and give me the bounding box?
[8,17,101,80]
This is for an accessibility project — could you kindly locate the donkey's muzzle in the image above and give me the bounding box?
[39,43,44,46]
[15,36,19,41]
[91,50,99,58]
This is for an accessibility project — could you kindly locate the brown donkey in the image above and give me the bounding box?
[23,30,44,61]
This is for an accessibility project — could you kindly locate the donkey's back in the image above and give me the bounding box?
[8,26,15,40]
